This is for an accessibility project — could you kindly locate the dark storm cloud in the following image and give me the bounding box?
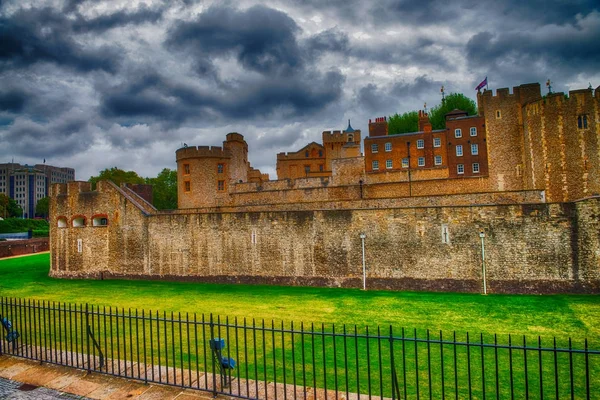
[358,76,443,114]
[466,12,600,79]
[166,5,303,76]
[305,28,349,57]
[369,0,463,24]
[351,38,450,69]
[71,4,165,33]
[489,0,598,25]
[0,7,120,73]
[0,116,93,158]
[0,90,27,112]
[101,69,344,125]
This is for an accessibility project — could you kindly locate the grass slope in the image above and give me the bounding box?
[0,253,598,343]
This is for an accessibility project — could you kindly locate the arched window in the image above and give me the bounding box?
[57,217,68,228]
[348,134,353,142]
[72,215,86,227]
[92,214,109,227]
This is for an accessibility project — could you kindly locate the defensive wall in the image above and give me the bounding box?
[50,180,600,294]
[0,238,49,258]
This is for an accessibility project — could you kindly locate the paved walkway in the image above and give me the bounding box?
[0,356,215,400]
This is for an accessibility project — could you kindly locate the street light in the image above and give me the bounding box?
[359,233,366,290]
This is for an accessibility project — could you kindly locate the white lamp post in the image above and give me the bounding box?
[360,233,366,290]
[479,230,487,295]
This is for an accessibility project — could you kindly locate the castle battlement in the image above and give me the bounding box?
[480,83,542,105]
[176,145,231,161]
[322,130,361,143]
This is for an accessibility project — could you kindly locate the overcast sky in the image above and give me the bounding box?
[1,0,599,180]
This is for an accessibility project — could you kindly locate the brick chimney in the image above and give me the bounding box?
[418,110,432,133]
[368,117,388,137]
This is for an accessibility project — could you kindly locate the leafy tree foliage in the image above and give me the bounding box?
[89,167,177,210]
[388,93,478,134]
[145,168,177,210]
[388,111,419,135]
[0,193,23,218]
[429,93,478,130]
[35,197,49,218]
[89,167,145,189]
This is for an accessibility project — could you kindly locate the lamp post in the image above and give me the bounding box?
[360,233,366,290]
[479,230,487,295]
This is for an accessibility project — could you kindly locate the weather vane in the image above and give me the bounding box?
[441,85,446,103]
[546,79,553,94]
[424,102,427,113]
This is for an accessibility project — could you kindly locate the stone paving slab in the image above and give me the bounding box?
[0,355,217,400]
[0,354,380,400]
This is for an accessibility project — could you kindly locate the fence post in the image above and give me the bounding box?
[85,303,91,374]
[210,313,217,397]
[389,325,399,400]
[0,298,3,356]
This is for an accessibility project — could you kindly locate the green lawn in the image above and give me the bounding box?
[1,253,599,398]
[1,253,598,341]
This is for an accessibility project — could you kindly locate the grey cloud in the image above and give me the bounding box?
[466,12,600,80]
[166,5,303,76]
[358,76,443,115]
[0,116,94,159]
[71,4,165,33]
[101,69,344,125]
[369,0,462,24]
[305,28,349,57]
[0,7,120,73]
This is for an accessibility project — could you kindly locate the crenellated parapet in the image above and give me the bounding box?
[322,129,361,144]
[175,145,231,161]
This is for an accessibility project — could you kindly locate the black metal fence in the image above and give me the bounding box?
[0,297,598,399]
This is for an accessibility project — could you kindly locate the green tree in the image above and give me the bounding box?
[146,168,177,210]
[35,197,49,218]
[0,193,23,218]
[388,111,419,134]
[89,167,145,189]
[429,93,478,130]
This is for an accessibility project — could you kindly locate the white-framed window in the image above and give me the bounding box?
[435,155,442,165]
[371,143,378,153]
[92,216,108,226]
[72,217,85,227]
[402,158,409,168]
[418,157,425,167]
[455,129,462,138]
[417,139,424,149]
[473,163,480,173]
[433,137,441,147]
[372,160,379,170]
[77,239,83,253]
[456,145,463,156]
[457,164,464,174]
[470,127,477,136]
[386,159,393,169]
[471,144,479,155]
[385,142,392,152]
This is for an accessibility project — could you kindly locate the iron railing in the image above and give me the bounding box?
[0,297,598,399]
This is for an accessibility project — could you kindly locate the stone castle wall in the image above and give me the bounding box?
[50,181,600,294]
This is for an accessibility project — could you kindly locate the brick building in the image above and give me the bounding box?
[276,121,361,180]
